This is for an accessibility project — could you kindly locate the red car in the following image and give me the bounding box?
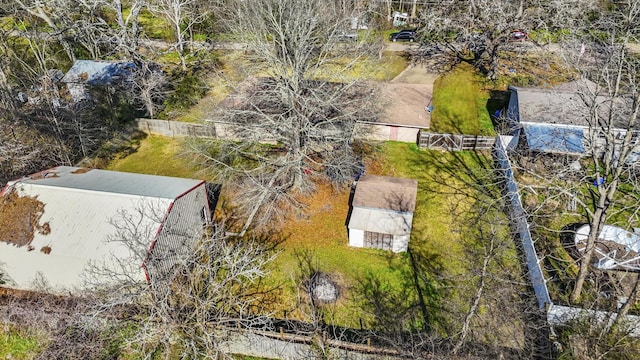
[509,30,528,42]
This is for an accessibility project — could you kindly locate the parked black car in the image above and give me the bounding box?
[389,30,416,42]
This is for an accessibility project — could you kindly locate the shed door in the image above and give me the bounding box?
[364,231,393,251]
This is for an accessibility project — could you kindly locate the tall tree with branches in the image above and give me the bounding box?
[417,0,597,79]
[191,0,383,233]
[564,0,640,303]
[148,0,210,69]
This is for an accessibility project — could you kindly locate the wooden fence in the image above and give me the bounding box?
[136,118,216,138]
[417,130,495,151]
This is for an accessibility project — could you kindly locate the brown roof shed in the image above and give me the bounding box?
[352,175,418,213]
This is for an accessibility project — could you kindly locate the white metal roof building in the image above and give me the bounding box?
[61,60,136,102]
[0,166,209,292]
[347,175,418,253]
[505,81,638,156]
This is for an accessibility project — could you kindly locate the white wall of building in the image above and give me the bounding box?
[348,228,364,248]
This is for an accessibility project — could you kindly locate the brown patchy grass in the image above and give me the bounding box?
[281,182,350,249]
[268,176,411,326]
[267,142,490,328]
[497,50,577,88]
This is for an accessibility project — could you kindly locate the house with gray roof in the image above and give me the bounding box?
[347,175,418,252]
[61,60,136,102]
[505,80,638,156]
[0,166,210,292]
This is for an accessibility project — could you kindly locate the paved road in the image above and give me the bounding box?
[383,40,640,56]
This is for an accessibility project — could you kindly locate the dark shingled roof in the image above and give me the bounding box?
[352,175,418,213]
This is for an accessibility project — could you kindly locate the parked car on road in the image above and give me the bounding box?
[389,30,416,42]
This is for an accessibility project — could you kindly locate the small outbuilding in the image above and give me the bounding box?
[347,175,418,252]
[0,166,211,292]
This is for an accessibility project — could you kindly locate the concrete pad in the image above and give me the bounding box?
[381,83,432,128]
[379,63,439,129]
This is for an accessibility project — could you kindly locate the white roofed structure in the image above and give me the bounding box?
[347,175,418,253]
[574,224,640,271]
[0,166,210,292]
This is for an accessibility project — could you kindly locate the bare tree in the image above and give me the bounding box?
[13,0,78,62]
[83,203,279,359]
[147,0,210,69]
[558,1,640,303]
[10,0,148,61]
[128,61,169,118]
[100,0,147,57]
[416,0,598,79]
[191,0,382,234]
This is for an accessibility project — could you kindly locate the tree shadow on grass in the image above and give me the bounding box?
[403,144,499,204]
[350,225,447,355]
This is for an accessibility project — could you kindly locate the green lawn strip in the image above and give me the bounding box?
[135,9,173,40]
[315,52,407,82]
[0,327,47,360]
[173,52,239,123]
[268,237,409,327]
[106,135,200,178]
[366,51,408,81]
[377,142,468,274]
[431,63,494,136]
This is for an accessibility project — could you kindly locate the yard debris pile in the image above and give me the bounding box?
[0,189,50,247]
[307,271,339,303]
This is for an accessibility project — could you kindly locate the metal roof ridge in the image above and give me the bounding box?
[8,181,177,200]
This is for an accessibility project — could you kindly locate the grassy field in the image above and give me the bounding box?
[106,135,199,177]
[268,142,478,328]
[0,328,47,360]
[315,51,408,82]
[430,62,494,136]
[105,137,484,329]
[166,49,407,123]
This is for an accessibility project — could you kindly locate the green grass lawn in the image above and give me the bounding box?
[135,9,173,40]
[0,328,47,360]
[106,135,200,178]
[314,51,408,82]
[245,142,489,329]
[103,137,487,330]
[431,62,495,136]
